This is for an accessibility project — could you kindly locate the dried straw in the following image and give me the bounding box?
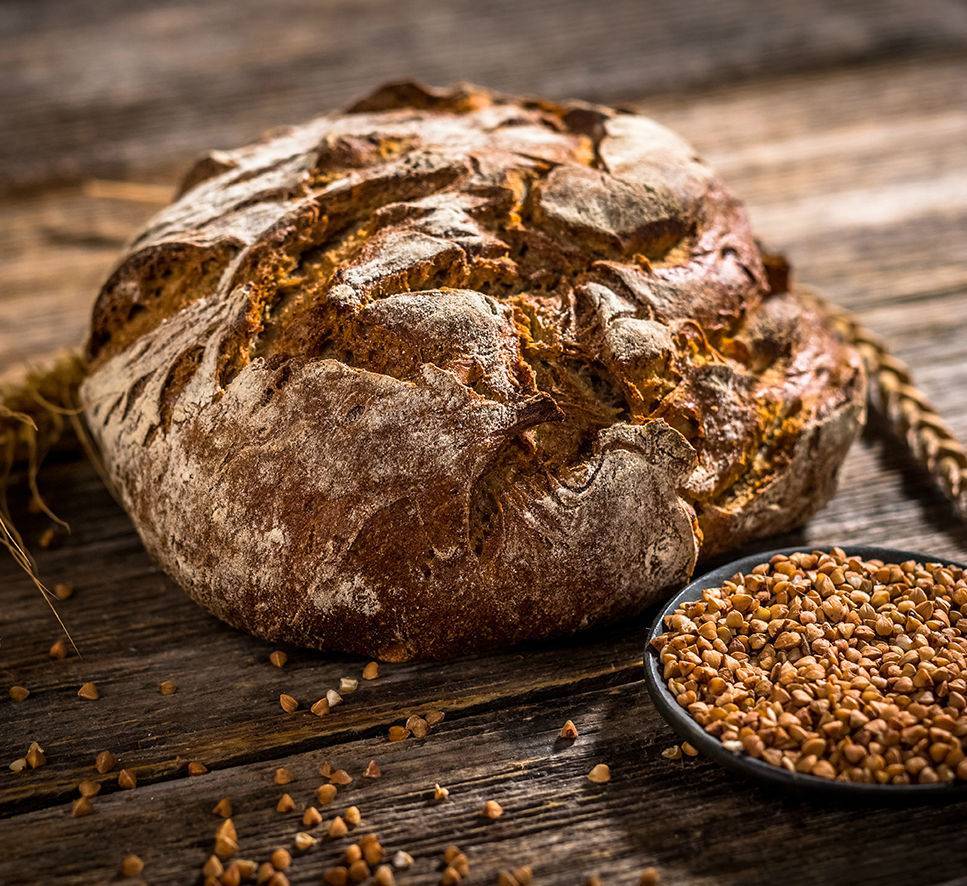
[0,352,90,649]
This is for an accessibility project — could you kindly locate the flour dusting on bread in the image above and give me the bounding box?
[80,82,865,659]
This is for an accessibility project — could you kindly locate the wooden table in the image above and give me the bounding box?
[3,2,967,883]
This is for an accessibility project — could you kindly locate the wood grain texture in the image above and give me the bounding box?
[2,2,967,883]
[4,0,967,192]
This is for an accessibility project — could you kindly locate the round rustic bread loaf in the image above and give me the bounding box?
[80,82,866,660]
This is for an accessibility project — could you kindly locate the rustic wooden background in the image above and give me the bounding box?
[3,1,967,883]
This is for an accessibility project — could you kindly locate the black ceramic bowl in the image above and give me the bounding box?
[643,545,967,799]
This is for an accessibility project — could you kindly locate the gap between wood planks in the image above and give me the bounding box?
[1,665,965,886]
[0,640,643,817]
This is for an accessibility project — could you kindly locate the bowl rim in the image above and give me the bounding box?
[643,543,967,800]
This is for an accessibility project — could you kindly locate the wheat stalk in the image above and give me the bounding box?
[0,352,88,651]
[804,290,967,520]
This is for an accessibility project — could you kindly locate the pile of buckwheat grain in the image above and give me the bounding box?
[651,548,967,785]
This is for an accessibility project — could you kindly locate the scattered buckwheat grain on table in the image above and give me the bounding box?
[651,548,967,784]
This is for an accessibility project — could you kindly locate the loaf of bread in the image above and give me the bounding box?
[80,82,866,659]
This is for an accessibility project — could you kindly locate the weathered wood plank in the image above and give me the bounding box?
[4,0,967,191]
[643,56,967,315]
[2,674,966,885]
[0,184,165,380]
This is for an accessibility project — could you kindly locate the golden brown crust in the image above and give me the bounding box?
[80,82,865,659]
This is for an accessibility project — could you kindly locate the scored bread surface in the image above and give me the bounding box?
[80,82,866,659]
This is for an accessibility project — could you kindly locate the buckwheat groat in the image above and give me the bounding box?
[80,82,865,659]
[653,549,967,785]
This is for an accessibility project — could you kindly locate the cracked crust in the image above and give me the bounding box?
[80,82,866,659]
